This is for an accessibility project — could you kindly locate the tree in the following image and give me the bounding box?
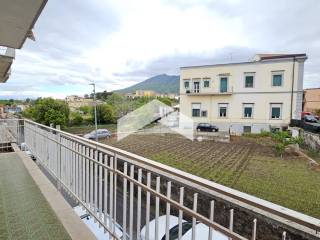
[94,104,115,124]
[79,105,92,115]
[157,97,172,106]
[23,98,70,128]
[70,111,83,126]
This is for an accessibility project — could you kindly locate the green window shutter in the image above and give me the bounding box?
[220,78,228,92]
[272,74,282,86]
[245,76,254,87]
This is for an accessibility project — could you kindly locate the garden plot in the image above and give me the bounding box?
[105,133,320,218]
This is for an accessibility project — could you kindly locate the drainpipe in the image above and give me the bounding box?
[290,57,296,121]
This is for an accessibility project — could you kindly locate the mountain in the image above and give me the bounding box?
[116,74,179,94]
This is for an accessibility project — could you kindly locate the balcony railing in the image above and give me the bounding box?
[1,118,320,240]
[185,87,233,96]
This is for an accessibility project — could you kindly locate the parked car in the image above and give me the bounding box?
[180,223,228,240]
[301,111,319,120]
[196,123,219,132]
[140,215,227,240]
[303,115,318,123]
[83,129,111,140]
[73,205,127,240]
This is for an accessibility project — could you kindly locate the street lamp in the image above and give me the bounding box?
[89,83,98,141]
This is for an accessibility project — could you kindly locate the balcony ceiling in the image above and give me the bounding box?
[0,0,47,49]
[0,55,13,83]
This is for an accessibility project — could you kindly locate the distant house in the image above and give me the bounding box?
[66,95,93,110]
[156,93,179,99]
[303,88,320,113]
[179,53,308,134]
[135,90,156,97]
[4,105,22,114]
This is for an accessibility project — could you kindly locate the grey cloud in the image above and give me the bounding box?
[114,46,256,80]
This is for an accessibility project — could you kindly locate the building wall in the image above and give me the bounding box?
[66,95,93,110]
[179,58,306,133]
[303,88,320,112]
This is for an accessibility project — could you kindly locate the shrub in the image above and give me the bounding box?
[70,112,83,126]
[271,131,290,143]
[274,143,286,157]
[259,130,270,137]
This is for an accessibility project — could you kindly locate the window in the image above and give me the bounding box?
[272,72,283,86]
[243,126,252,133]
[192,103,201,117]
[244,74,254,88]
[203,78,210,88]
[243,103,254,118]
[193,81,200,93]
[220,77,228,93]
[162,222,193,240]
[201,110,207,117]
[218,103,228,118]
[270,103,282,119]
[184,81,189,89]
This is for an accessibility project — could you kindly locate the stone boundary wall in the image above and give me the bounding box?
[301,130,320,151]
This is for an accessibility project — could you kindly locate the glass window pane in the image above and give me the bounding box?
[201,110,207,117]
[192,109,200,117]
[219,107,227,117]
[245,76,254,88]
[220,78,228,92]
[272,74,282,86]
[244,107,252,117]
[204,80,210,88]
[184,81,189,88]
[271,107,281,118]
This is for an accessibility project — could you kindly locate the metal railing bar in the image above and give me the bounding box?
[165,181,171,240]
[129,164,134,240]
[137,168,142,240]
[155,176,161,240]
[123,162,128,240]
[30,138,122,240]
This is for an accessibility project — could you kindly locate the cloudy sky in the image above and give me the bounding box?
[1,0,320,99]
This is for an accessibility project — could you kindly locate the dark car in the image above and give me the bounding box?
[304,115,318,123]
[196,123,219,132]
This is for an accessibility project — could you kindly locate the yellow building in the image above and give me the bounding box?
[135,90,156,97]
[66,95,93,110]
[179,53,307,134]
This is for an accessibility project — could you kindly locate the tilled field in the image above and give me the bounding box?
[102,133,320,218]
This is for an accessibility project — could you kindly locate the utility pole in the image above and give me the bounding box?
[89,83,98,141]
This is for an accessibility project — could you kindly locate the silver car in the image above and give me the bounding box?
[83,129,111,140]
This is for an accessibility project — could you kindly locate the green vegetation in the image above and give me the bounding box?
[0,99,24,105]
[301,146,320,163]
[95,104,116,124]
[108,134,320,218]
[23,98,70,128]
[243,130,302,157]
[65,124,117,135]
[103,93,174,118]
[115,74,179,94]
[69,111,83,126]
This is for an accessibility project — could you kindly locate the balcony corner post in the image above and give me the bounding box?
[56,125,61,191]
